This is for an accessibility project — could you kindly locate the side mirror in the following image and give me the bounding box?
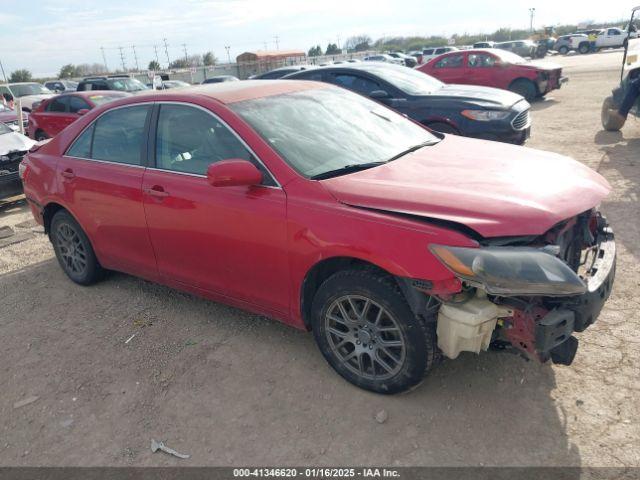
[207,159,263,187]
[369,90,390,99]
[77,109,90,116]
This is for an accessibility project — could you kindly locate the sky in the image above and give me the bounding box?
[0,0,631,77]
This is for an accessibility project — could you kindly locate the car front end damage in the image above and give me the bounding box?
[423,208,615,366]
[535,67,569,94]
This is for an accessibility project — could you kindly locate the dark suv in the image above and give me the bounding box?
[76,76,148,93]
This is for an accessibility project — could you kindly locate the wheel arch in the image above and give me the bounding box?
[299,256,430,330]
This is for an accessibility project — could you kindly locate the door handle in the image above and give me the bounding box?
[145,185,169,198]
[60,168,75,179]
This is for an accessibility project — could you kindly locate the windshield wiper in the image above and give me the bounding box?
[311,161,386,180]
[386,140,438,163]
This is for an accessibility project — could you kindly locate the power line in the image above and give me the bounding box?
[118,46,126,71]
[153,45,160,66]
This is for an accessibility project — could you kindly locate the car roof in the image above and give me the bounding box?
[101,80,329,106]
[55,90,131,99]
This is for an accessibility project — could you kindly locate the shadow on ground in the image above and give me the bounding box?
[0,259,581,468]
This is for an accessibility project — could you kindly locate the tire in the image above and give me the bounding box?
[35,130,48,142]
[558,46,569,55]
[578,42,590,54]
[601,96,625,131]
[509,79,537,101]
[50,210,105,285]
[426,122,459,135]
[311,269,439,394]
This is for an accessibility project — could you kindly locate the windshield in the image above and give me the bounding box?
[9,83,52,97]
[0,122,11,135]
[107,78,148,92]
[231,86,438,178]
[88,93,128,106]
[360,64,444,95]
[492,50,528,64]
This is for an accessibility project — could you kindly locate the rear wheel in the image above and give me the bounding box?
[311,269,439,394]
[601,96,625,131]
[509,79,537,101]
[50,210,105,285]
[558,46,569,55]
[35,130,48,141]
[578,42,590,54]
[426,122,459,135]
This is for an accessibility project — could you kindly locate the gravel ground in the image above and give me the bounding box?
[0,50,638,468]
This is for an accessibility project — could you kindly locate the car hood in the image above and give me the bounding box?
[321,135,610,238]
[515,61,563,71]
[431,83,525,108]
[0,131,36,155]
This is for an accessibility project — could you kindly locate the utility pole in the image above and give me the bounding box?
[163,38,171,67]
[225,45,231,64]
[337,34,341,52]
[263,41,268,50]
[118,46,126,71]
[274,35,280,50]
[0,58,7,84]
[182,43,188,62]
[529,7,536,32]
[131,45,140,71]
[153,45,160,66]
[100,47,109,73]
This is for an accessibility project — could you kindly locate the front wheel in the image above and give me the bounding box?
[578,42,590,54]
[311,269,439,394]
[558,46,569,55]
[601,96,625,131]
[509,79,537,101]
[50,210,105,285]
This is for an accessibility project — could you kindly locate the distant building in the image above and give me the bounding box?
[236,50,306,78]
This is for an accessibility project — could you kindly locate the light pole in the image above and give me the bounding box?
[529,7,536,33]
[225,45,231,64]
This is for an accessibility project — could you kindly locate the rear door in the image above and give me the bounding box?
[57,104,158,279]
[141,102,289,316]
[431,53,466,84]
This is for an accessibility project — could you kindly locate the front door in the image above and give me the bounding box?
[58,104,158,279]
[466,52,500,88]
[141,103,289,316]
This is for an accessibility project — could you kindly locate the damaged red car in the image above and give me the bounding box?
[21,81,615,394]
[417,49,568,101]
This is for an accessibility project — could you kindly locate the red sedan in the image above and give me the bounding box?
[21,81,615,393]
[417,49,568,101]
[28,91,129,141]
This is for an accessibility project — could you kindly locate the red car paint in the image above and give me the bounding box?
[21,81,609,331]
[28,91,129,140]
[417,49,566,96]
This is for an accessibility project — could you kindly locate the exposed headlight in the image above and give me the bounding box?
[461,110,511,121]
[430,245,587,296]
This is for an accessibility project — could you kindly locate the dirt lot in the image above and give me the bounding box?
[0,50,638,468]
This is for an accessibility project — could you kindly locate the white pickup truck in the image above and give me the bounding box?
[596,28,638,49]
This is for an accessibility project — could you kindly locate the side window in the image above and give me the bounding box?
[69,96,90,113]
[155,104,274,185]
[66,125,94,158]
[332,74,380,95]
[435,54,464,68]
[423,49,434,55]
[92,105,150,165]
[46,96,69,113]
[77,83,89,91]
[435,48,445,55]
[468,53,496,68]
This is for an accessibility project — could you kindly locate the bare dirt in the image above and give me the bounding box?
[0,50,638,467]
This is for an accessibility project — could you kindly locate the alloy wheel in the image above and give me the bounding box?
[55,222,87,275]
[324,295,406,381]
